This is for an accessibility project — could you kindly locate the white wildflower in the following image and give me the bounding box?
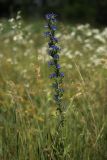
[74,51,83,56]
[9,18,14,23]
[94,34,106,43]
[66,51,73,59]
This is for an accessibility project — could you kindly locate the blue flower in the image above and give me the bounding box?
[45,14,52,20]
[45,13,64,110]
[50,45,60,51]
[51,25,57,31]
[60,72,64,77]
[44,31,51,37]
[51,37,58,43]
[45,13,57,21]
[48,61,55,67]
[49,73,57,78]
[53,54,59,60]
[56,64,61,69]
[46,13,56,20]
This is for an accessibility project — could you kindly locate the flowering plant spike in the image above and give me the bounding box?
[44,13,65,158]
[44,13,64,114]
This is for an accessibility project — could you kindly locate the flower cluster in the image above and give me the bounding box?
[44,13,64,110]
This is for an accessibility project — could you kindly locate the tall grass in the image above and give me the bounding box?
[0,14,107,159]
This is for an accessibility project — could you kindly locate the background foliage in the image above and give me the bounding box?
[0,0,107,25]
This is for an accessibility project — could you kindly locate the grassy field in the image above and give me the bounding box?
[0,13,107,160]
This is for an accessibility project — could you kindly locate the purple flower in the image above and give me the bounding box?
[48,61,55,67]
[49,73,57,78]
[45,13,57,21]
[45,14,52,20]
[51,36,58,43]
[44,31,51,37]
[60,72,64,77]
[51,25,57,31]
[56,64,61,69]
[50,45,60,51]
[53,54,59,60]
[45,13,65,117]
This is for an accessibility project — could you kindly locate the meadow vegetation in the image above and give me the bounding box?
[0,13,107,159]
